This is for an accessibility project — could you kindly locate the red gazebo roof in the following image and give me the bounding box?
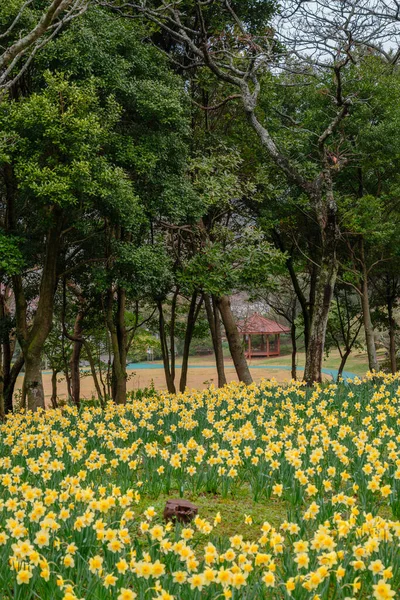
[237,313,290,335]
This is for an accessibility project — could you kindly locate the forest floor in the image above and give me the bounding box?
[14,358,300,402]
[13,347,382,403]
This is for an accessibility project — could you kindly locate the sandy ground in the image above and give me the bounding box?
[14,359,326,402]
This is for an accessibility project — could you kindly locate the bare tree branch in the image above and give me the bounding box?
[0,0,90,93]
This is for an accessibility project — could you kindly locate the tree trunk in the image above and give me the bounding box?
[157,300,176,393]
[290,321,297,380]
[107,286,127,405]
[308,261,318,325]
[337,349,351,380]
[244,103,342,385]
[303,252,338,384]
[22,351,45,411]
[387,287,397,374]
[62,279,88,407]
[216,295,252,385]
[169,288,178,385]
[303,169,340,385]
[271,230,310,352]
[204,294,227,387]
[212,296,227,388]
[82,341,104,405]
[23,352,46,411]
[98,352,108,401]
[113,372,126,405]
[7,164,60,411]
[14,213,62,411]
[70,310,83,408]
[0,293,8,418]
[4,353,24,414]
[361,275,378,373]
[357,239,378,373]
[50,369,58,409]
[179,292,203,393]
[106,334,112,399]
[62,331,72,400]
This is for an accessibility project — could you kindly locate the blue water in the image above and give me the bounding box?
[126,362,357,382]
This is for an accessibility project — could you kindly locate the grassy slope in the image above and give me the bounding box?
[180,348,382,378]
[255,348,387,377]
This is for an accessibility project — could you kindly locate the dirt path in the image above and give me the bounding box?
[14,362,321,402]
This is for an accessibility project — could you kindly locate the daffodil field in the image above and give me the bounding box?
[1,375,400,600]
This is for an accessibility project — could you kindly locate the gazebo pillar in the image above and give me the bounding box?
[266,335,270,357]
[248,335,252,359]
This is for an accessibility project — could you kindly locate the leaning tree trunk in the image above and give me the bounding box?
[82,341,104,405]
[212,296,227,387]
[216,295,252,385]
[179,292,203,393]
[6,165,62,410]
[337,349,351,380]
[4,353,24,414]
[204,294,227,388]
[271,231,311,353]
[157,300,176,394]
[14,216,62,411]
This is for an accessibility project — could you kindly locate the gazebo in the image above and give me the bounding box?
[237,313,290,359]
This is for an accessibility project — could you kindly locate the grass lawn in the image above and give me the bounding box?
[255,347,387,377]
[185,347,382,378]
[135,491,287,543]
